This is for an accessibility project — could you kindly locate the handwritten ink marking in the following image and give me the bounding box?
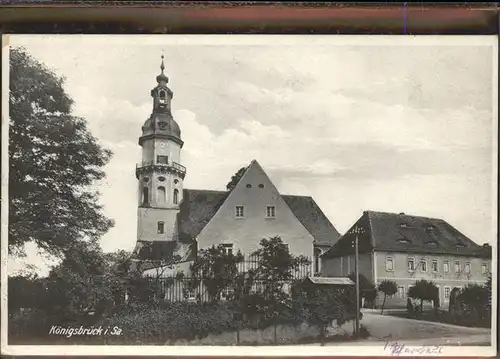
[384,341,443,356]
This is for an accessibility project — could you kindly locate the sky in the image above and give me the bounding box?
[6,35,497,275]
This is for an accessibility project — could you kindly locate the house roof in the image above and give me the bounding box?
[282,195,341,246]
[177,189,340,246]
[177,189,229,241]
[323,210,491,259]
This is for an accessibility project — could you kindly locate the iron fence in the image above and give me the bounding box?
[146,255,313,302]
[148,277,303,302]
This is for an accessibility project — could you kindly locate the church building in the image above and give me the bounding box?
[132,58,341,277]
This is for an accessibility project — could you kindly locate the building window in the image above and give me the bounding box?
[258,184,264,188]
[444,286,451,300]
[222,243,233,256]
[397,285,405,299]
[482,263,488,275]
[157,221,165,234]
[385,257,394,271]
[173,189,179,205]
[157,155,168,164]
[407,257,415,271]
[235,206,244,218]
[246,184,252,188]
[444,261,449,273]
[454,261,460,273]
[465,262,471,274]
[266,206,276,218]
[432,260,438,272]
[142,187,149,205]
[420,259,427,272]
[157,186,166,204]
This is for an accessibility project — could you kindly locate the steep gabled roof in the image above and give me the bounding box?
[282,195,341,246]
[176,189,340,246]
[177,189,229,241]
[323,210,491,259]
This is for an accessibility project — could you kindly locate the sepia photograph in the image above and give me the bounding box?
[1,34,497,356]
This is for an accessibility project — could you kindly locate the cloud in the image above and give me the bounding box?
[8,36,495,272]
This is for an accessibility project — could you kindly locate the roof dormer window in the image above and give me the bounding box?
[397,237,411,244]
[399,223,408,228]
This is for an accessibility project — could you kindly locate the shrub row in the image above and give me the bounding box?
[100,301,239,344]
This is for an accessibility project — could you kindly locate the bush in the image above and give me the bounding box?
[101,301,239,344]
[8,308,52,344]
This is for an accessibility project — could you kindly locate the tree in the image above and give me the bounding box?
[226,167,247,191]
[251,236,311,343]
[43,241,117,322]
[486,275,492,319]
[377,280,398,314]
[348,272,377,308]
[9,47,113,258]
[8,274,48,315]
[291,280,356,345]
[458,283,490,325]
[408,279,439,314]
[132,241,184,301]
[188,244,244,302]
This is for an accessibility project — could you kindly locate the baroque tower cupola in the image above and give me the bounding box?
[140,55,182,145]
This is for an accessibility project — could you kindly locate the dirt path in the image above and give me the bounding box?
[359,311,491,342]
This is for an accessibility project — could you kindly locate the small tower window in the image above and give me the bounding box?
[159,90,166,105]
[157,186,166,204]
[142,187,149,205]
[157,221,165,234]
[173,189,179,205]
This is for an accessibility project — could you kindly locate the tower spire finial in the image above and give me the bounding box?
[156,53,169,83]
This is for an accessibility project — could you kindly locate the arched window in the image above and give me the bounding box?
[314,248,322,274]
[157,186,166,204]
[159,90,166,105]
[173,189,179,205]
[142,187,149,205]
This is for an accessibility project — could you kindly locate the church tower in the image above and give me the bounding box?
[135,56,186,257]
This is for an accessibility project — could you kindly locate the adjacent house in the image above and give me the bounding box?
[321,211,492,308]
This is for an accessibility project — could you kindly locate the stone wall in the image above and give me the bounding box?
[167,321,355,345]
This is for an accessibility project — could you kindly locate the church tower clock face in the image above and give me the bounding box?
[160,142,165,148]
